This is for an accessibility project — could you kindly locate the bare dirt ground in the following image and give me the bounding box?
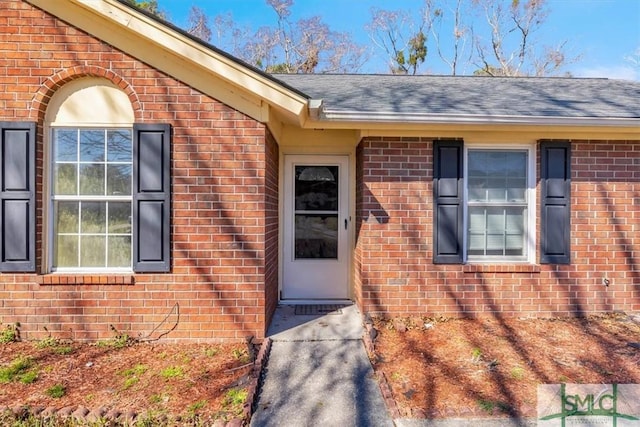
[2,313,640,424]
[0,332,252,425]
[370,312,640,419]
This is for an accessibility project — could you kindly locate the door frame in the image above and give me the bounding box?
[280,154,353,303]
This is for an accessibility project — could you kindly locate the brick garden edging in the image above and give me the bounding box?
[242,337,272,425]
[362,315,401,419]
[0,404,142,425]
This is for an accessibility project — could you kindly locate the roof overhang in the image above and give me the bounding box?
[26,0,310,125]
[317,109,640,128]
[298,107,640,140]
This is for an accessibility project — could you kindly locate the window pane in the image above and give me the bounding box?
[54,163,77,195]
[467,206,526,257]
[486,234,504,251]
[108,236,131,267]
[81,202,106,233]
[107,130,132,162]
[295,166,338,211]
[468,150,527,203]
[486,209,504,233]
[295,214,338,259]
[468,177,486,201]
[80,236,106,267]
[506,207,525,253]
[108,202,132,234]
[79,163,105,195]
[507,178,527,201]
[54,129,77,161]
[505,208,524,233]
[506,234,523,250]
[469,209,485,230]
[55,235,78,268]
[79,130,105,162]
[468,234,485,252]
[487,177,507,201]
[468,151,487,177]
[506,152,527,176]
[55,201,79,233]
[107,165,132,195]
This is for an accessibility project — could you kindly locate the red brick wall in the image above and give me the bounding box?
[354,143,365,309]
[0,1,273,342]
[264,129,279,329]
[357,137,640,318]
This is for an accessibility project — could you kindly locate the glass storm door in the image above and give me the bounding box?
[282,155,349,300]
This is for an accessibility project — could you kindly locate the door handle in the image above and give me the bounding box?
[344,219,348,230]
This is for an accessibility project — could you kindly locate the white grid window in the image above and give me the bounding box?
[51,128,132,270]
[466,148,533,262]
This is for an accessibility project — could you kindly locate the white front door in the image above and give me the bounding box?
[282,155,349,300]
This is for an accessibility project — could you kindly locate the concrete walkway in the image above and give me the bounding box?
[250,304,394,427]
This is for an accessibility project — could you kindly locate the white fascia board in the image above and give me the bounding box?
[319,109,640,128]
[27,0,309,123]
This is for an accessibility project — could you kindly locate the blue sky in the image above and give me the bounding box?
[159,0,640,80]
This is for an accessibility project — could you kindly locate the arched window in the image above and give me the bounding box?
[45,78,136,271]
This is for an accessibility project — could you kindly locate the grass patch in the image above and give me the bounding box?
[136,410,170,427]
[36,335,75,356]
[96,333,133,349]
[0,356,33,383]
[510,365,525,380]
[18,370,38,384]
[120,364,148,390]
[471,347,483,363]
[185,399,208,418]
[46,384,66,398]
[121,364,148,377]
[54,345,74,355]
[35,335,61,349]
[123,376,139,389]
[150,393,170,405]
[0,323,19,344]
[222,388,247,418]
[477,398,512,414]
[204,347,219,357]
[390,372,404,381]
[231,348,250,364]
[161,366,184,380]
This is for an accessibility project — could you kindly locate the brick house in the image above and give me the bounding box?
[1,0,639,342]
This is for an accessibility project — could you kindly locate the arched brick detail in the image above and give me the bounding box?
[30,65,142,124]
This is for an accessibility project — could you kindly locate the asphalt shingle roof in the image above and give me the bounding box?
[273,74,640,119]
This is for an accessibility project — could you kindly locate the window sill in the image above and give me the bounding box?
[463,264,540,274]
[37,274,135,286]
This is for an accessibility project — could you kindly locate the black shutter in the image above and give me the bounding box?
[133,124,171,272]
[540,140,571,264]
[0,122,36,272]
[433,140,464,264]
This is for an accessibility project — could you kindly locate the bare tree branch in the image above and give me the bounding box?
[187,6,211,42]
[472,0,577,76]
[185,0,580,76]
[366,8,428,74]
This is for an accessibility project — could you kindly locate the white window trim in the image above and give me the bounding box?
[463,143,536,264]
[47,127,134,273]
